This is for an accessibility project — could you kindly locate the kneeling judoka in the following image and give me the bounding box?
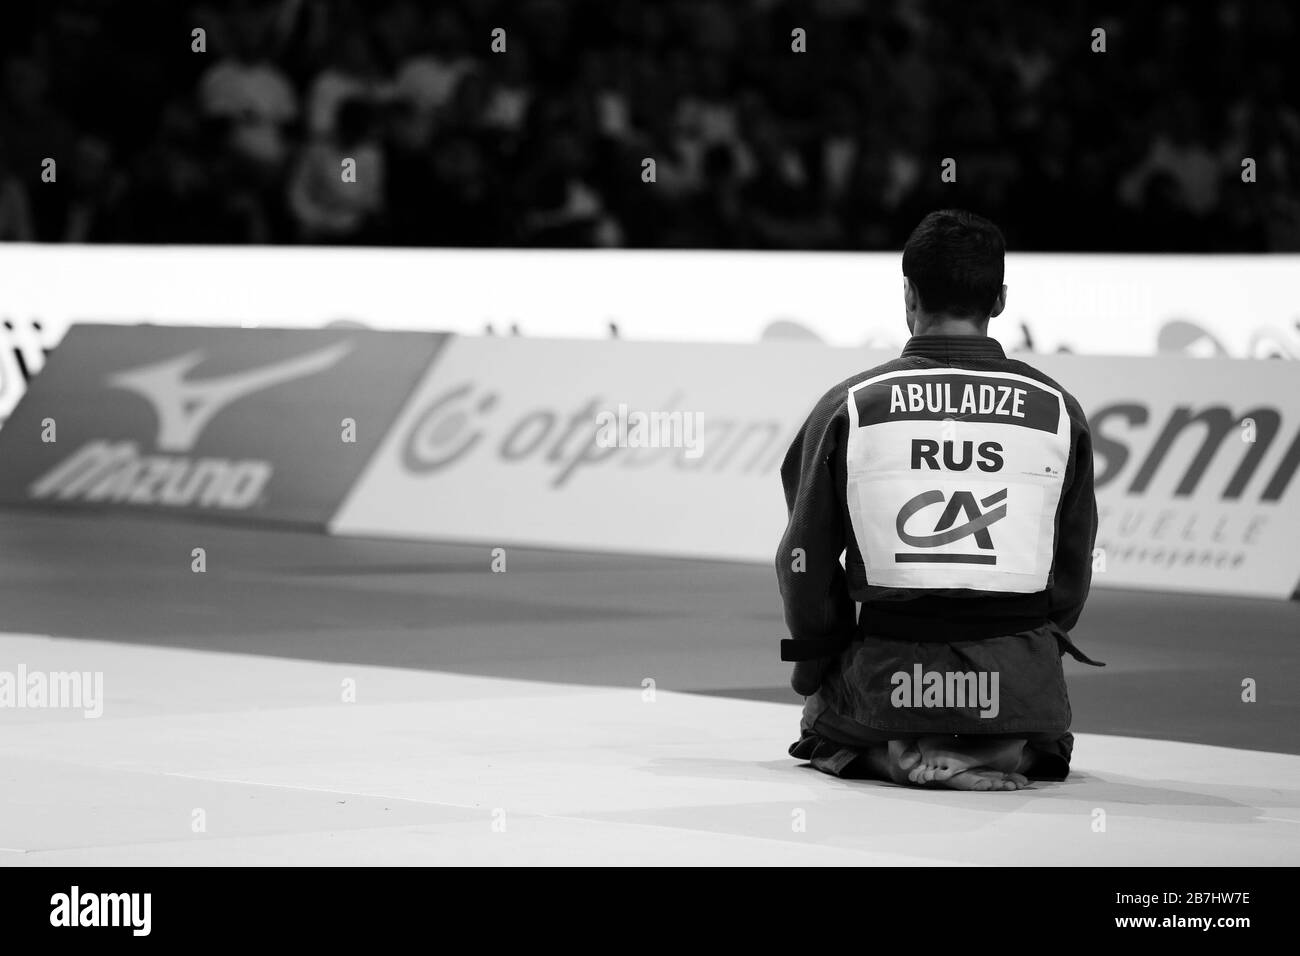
[777,210,1102,791]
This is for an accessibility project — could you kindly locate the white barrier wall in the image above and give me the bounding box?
[331,336,1300,599]
[1,244,1297,356]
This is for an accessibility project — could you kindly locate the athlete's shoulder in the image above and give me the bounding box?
[811,356,915,414]
[1001,356,1089,428]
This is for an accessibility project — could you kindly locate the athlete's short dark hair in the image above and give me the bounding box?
[902,210,1006,318]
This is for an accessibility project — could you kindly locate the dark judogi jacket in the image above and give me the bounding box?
[779,334,1100,774]
[777,335,1098,665]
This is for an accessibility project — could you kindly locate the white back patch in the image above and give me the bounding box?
[845,367,1070,592]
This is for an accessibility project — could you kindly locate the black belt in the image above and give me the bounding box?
[781,622,1106,666]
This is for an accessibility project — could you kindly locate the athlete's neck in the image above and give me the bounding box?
[909,315,990,337]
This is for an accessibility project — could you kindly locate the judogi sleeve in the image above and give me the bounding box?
[776,392,857,668]
[1048,399,1098,633]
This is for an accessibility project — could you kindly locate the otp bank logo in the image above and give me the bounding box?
[894,488,1008,565]
[399,383,764,487]
[402,384,501,473]
[402,383,620,488]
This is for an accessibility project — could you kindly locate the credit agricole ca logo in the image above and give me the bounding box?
[29,341,352,509]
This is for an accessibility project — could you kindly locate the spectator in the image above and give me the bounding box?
[306,33,386,137]
[196,13,298,171]
[0,150,34,241]
[288,97,384,242]
[0,56,77,240]
[1119,97,1223,218]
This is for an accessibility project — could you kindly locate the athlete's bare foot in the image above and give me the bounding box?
[906,735,1028,785]
[858,740,1030,789]
[888,739,923,785]
[942,768,1028,791]
[859,740,920,784]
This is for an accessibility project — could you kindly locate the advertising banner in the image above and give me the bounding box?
[0,325,447,526]
[332,336,1300,599]
[1037,352,1300,599]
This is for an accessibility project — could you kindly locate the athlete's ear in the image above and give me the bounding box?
[989,284,1007,319]
[903,277,918,313]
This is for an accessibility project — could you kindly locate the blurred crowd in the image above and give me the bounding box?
[2,0,1298,251]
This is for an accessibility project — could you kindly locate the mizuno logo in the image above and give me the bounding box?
[107,341,353,451]
[27,339,355,511]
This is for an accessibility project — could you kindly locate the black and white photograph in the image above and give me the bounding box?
[0,0,1296,931]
